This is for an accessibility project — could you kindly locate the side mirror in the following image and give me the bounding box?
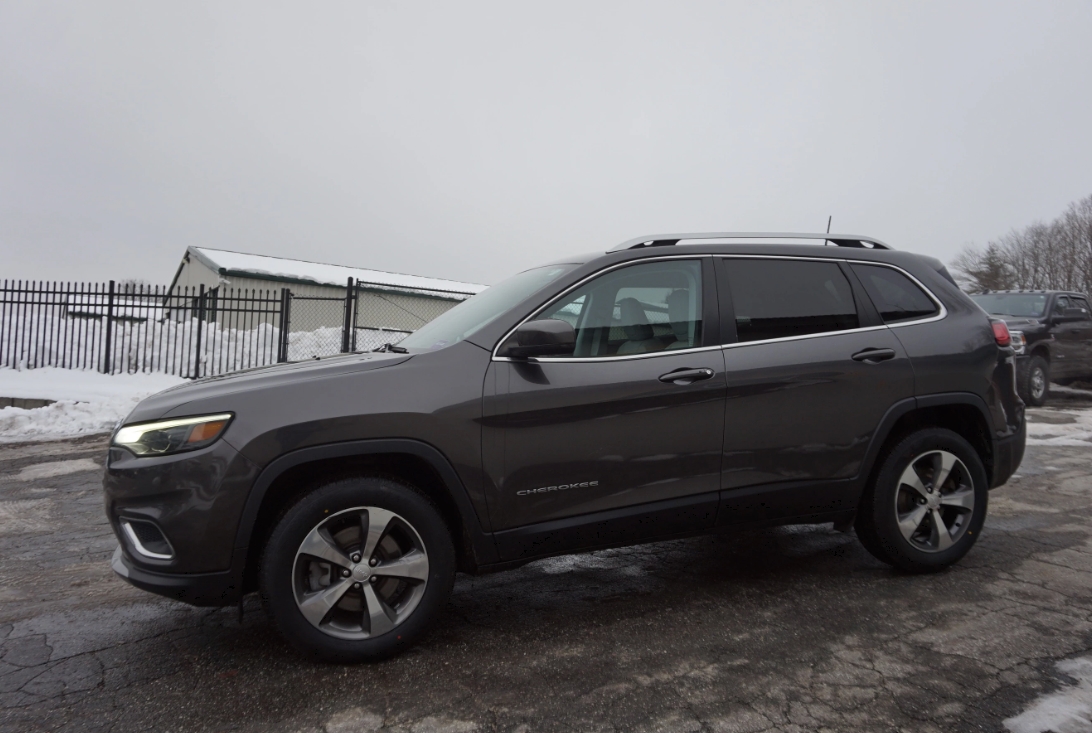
[497,319,575,359]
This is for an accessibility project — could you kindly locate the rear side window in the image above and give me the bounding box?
[722,259,859,342]
[851,264,939,324]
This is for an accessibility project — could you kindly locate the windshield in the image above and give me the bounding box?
[397,264,576,351]
[970,293,1049,318]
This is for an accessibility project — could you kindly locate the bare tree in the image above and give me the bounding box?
[951,193,1092,294]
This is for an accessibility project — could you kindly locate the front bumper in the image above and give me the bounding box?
[111,545,243,606]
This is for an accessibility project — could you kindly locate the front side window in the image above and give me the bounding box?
[851,264,940,324]
[722,259,859,342]
[535,260,703,357]
[1054,296,1070,315]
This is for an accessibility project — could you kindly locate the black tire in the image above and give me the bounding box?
[855,428,988,573]
[1021,355,1050,406]
[260,476,455,663]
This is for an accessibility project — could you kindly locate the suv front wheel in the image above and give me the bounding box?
[855,428,988,572]
[260,477,455,662]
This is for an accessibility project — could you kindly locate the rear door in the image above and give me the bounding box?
[715,257,917,524]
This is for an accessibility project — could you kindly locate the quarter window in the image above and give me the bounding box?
[851,264,939,324]
[535,260,703,357]
[723,259,859,342]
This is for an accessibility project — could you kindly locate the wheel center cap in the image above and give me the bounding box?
[927,495,941,510]
[351,565,370,582]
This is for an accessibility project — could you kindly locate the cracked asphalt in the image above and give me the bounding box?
[3,398,1092,733]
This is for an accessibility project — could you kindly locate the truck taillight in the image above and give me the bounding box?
[992,321,1012,347]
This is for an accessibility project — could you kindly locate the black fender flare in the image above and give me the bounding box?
[231,439,499,572]
[857,392,1000,491]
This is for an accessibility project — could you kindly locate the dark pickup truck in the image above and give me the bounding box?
[971,291,1092,405]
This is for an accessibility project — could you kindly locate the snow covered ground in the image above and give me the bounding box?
[0,368,186,442]
[1004,656,1092,733]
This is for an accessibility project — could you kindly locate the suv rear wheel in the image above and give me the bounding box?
[855,428,988,573]
[260,476,455,662]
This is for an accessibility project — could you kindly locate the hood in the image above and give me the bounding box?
[125,352,412,423]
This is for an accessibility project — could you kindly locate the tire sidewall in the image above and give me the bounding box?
[260,477,455,663]
[871,429,989,571]
[1024,356,1049,407]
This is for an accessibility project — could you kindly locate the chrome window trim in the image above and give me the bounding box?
[490,254,947,363]
[121,520,174,560]
[721,324,890,351]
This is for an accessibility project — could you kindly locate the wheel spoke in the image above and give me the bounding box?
[897,505,929,541]
[298,526,351,568]
[362,582,396,636]
[298,576,354,626]
[898,463,930,499]
[360,508,396,562]
[933,452,959,492]
[930,508,954,551]
[940,487,975,512]
[375,550,429,582]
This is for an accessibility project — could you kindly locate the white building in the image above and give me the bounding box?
[169,247,485,336]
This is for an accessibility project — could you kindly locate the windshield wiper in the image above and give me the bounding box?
[373,343,408,354]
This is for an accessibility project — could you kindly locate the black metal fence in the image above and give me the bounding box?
[0,278,460,378]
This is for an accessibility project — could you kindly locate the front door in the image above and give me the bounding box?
[487,257,726,535]
[1052,296,1092,380]
[714,257,917,523]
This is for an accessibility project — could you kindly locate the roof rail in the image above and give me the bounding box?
[610,232,892,252]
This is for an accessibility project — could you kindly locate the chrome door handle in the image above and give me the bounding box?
[851,348,896,364]
[659,367,715,384]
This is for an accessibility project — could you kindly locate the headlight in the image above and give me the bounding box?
[112,413,233,456]
[1009,330,1026,355]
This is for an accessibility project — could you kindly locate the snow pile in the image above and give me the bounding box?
[1026,407,1092,447]
[0,368,186,442]
[3,308,412,377]
[1004,656,1092,733]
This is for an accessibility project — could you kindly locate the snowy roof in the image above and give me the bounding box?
[186,247,486,299]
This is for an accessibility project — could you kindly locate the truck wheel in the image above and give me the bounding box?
[260,476,455,663]
[1021,356,1050,406]
[855,428,988,573]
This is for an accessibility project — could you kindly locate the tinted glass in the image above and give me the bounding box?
[971,293,1048,318]
[398,265,574,351]
[1073,297,1091,316]
[537,260,703,357]
[723,259,858,342]
[852,264,939,323]
[1054,296,1070,315]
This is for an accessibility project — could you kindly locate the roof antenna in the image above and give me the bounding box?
[826,215,832,234]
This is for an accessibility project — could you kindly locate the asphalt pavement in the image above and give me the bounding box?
[3,397,1092,733]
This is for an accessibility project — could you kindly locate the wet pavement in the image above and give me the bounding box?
[3,401,1092,733]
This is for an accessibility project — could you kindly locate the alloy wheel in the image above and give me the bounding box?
[1030,367,1046,401]
[292,506,430,640]
[893,450,976,553]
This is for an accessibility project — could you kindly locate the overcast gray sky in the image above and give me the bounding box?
[2,1,1091,286]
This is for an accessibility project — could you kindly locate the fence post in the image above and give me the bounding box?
[277,288,291,363]
[341,277,354,353]
[103,280,115,374]
[193,284,205,379]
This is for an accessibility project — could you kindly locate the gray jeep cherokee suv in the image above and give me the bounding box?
[105,233,1026,662]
